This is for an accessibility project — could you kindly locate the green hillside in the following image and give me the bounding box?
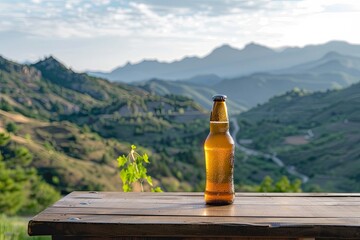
[0,109,124,193]
[137,79,247,113]
[0,55,209,192]
[0,55,291,196]
[236,83,360,192]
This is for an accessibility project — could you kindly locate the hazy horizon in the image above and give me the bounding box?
[1,0,360,71]
[2,39,359,74]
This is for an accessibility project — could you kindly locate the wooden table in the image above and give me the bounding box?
[28,192,360,239]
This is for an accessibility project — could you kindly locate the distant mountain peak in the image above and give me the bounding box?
[210,44,240,55]
[42,55,58,63]
[244,42,264,49]
[35,55,67,70]
[88,40,360,82]
[143,59,158,63]
[243,42,274,53]
[218,43,236,49]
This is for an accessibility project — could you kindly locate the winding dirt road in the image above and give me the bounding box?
[230,117,309,183]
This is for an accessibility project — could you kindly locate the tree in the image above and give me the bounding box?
[6,122,19,134]
[0,99,13,111]
[12,146,33,166]
[258,176,274,192]
[0,132,10,146]
[20,175,61,214]
[257,176,302,193]
[0,136,60,215]
[0,157,27,215]
[274,176,291,192]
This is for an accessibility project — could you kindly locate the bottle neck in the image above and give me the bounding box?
[210,121,229,133]
[210,101,229,133]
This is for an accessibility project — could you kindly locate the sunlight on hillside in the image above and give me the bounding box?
[1,1,360,238]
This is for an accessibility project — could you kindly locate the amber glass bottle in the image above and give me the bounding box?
[204,94,235,205]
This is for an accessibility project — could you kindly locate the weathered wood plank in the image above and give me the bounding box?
[55,197,360,205]
[65,191,360,198]
[41,205,360,218]
[29,218,360,238]
[28,192,360,239]
[53,200,360,209]
[30,214,360,226]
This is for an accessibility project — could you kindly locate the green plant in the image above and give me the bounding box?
[117,145,162,192]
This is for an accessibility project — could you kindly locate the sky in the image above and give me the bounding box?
[0,0,360,71]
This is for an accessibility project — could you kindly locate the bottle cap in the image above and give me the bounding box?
[212,94,227,101]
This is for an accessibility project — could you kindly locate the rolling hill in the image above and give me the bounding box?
[0,54,291,193]
[6,52,360,193]
[236,82,360,192]
[136,79,247,113]
[0,55,210,192]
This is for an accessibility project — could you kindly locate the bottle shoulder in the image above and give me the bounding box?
[205,132,234,147]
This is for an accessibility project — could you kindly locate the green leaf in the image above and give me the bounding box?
[151,187,163,192]
[143,153,149,163]
[145,176,153,186]
[131,145,136,150]
[123,183,130,192]
[136,155,143,164]
[119,169,127,183]
[117,155,127,167]
[138,164,147,178]
[127,164,137,182]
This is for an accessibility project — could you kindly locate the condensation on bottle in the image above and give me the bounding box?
[204,94,235,205]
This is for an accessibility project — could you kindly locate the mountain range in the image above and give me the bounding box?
[136,51,360,113]
[89,41,360,83]
[2,39,360,193]
[0,54,309,194]
[215,51,360,109]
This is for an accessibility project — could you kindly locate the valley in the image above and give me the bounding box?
[1,40,360,195]
[230,117,309,183]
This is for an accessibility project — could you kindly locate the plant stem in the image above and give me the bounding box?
[140,180,144,192]
[131,149,143,192]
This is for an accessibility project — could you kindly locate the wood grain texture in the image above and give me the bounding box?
[28,192,360,239]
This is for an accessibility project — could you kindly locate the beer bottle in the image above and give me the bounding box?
[204,94,235,205]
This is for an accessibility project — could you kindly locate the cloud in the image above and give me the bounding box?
[1,0,360,71]
[1,0,358,42]
[0,0,298,39]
